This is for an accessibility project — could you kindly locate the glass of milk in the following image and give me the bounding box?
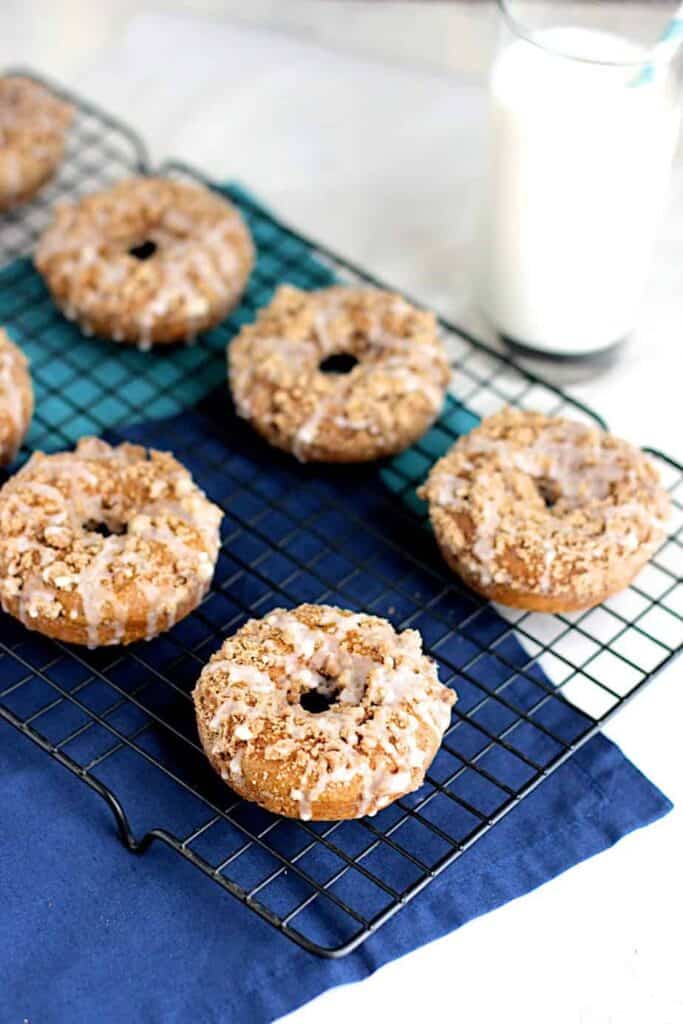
[480,0,682,362]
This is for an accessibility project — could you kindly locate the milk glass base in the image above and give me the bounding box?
[501,332,627,384]
[502,332,625,364]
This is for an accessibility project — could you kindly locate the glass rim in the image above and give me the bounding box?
[497,0,679,69]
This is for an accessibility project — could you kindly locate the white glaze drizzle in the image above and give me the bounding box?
[77,536,122,648]
[293,399,331,461]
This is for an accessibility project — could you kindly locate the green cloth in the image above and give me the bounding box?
[0,184,334,453]
[0,180,472,508]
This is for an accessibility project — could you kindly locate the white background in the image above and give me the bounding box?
[1,3,681,1022]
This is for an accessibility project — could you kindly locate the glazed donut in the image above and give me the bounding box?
[229,285,450,462]
[0,438,222,647]
[0,76,72,211]
[0,329,33,464]
[418,408,669,612]
[193,604,456,820]
[35,177,254,349]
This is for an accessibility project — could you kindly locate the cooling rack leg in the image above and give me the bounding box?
[78,773,171,856]
[0,704,164,855]
[96,781,145,850]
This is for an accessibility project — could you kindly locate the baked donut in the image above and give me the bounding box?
[419,408,669,613]
[0,329,33,464]
[193,604,455,820]
[0,437,222,647]
[0,76,72,211]
[35,177,254,349]
[229,285,450,462]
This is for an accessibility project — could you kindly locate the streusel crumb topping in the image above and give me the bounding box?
[35,177,254,348]
[194,604,455,820]
[229,285,450,462]
[419,408,669,598]
[0,437,222,646]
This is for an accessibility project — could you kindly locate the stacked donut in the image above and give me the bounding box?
[0,75,671,823]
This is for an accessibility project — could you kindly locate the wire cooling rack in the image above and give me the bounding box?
[1,70,681,958]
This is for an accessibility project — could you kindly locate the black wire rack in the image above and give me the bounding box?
[1,70,681,959]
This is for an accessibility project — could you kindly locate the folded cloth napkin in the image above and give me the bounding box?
[0,400,672,1024]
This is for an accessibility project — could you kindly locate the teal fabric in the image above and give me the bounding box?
[0,177,474,506]
[380,401,479,513]
[0,184,335,453]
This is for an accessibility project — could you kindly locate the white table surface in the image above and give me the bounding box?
[2,4,681,1022]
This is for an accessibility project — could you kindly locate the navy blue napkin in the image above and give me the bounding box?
[0,399,672,1024]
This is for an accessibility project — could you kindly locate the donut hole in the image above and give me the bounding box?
[319,353,358,375]
[536,478,561,509]
[300,688,339,714]
[128,239,157,261]
[84,519,127,538]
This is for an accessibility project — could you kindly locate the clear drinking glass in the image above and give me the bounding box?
[480,0,683,364]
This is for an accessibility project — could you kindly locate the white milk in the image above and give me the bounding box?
[480,27,680,354]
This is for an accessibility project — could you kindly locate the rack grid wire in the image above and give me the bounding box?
[0,71,681,958]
